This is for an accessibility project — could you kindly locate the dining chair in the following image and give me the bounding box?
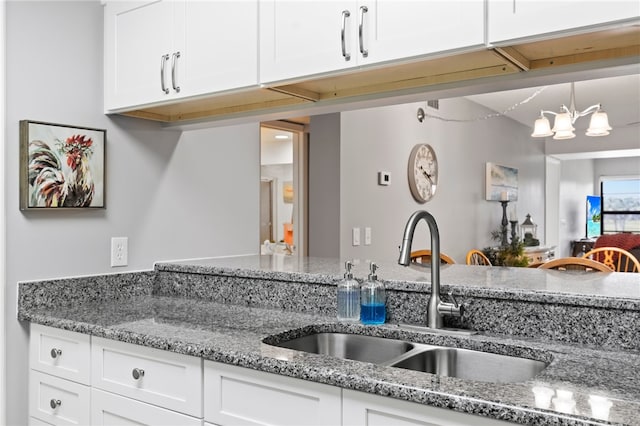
[465,249,492,266]
[410,250,456,265]
[538,257,613,272]
[582,247,640,272]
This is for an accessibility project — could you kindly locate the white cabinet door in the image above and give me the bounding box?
[91,388,202,426]
[204,361,342,425]
[178,1,258,98]
[104,0,178,110]
[259,0,357,83]
[29,370,90,426]
[343,389,515,426]
[260,0,485,84]
[488,0,640,44]
[91,336,203,418]
[359,0,485,66]
[29,324,90,385]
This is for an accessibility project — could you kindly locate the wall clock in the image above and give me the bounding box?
[408,143,438,203]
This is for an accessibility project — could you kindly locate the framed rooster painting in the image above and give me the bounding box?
[19,120,106,210]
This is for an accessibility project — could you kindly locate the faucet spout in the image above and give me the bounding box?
[398,210,463,329]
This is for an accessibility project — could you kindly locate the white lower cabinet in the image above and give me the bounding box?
[342,389,514,426]
[91,336,203,418]
[204,361,342,426]
[29,370,90,426]
[91,388,202,426]
[29,324,516,426]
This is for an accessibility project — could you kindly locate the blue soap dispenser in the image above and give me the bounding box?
[360,262,386,325]
[337,260,360,322]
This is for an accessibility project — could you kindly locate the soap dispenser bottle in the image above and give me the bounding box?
[360,262,386,325]
[337,260,360,322]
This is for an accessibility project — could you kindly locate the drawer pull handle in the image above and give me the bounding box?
[50,348,62,359]
[171,51,181,93]
[50,399,62,409]
[132,368,145,380]
[341,10,351,61]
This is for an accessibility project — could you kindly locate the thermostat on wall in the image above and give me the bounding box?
[378,171,391,186]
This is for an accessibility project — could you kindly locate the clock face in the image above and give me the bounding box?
[408,144,438,203]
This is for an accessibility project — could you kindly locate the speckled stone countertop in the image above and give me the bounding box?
[19,256,640,426]
[157,255,640,310]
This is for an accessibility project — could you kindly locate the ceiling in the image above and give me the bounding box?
[465,73,640,141]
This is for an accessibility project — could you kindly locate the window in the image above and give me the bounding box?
[600,177,640,234]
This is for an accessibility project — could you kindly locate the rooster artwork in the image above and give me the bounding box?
[21,121,105,209]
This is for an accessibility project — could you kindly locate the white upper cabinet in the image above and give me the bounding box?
[259,0,485,84]
[178,1,258,99]
[488,0,640,44]
[104,0,258,111]
[358,1,485,66]
[259,1,357,84]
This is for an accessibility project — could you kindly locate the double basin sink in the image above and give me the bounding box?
[266,332,548,383]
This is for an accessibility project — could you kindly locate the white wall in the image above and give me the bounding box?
[0,0,6,422]
[557,159,595,257]
[308,113,341,257]
[339,99,546,263]
[4,2,259,424]
[594,156,640,182]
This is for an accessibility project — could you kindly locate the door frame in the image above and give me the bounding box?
[261,120,308,257]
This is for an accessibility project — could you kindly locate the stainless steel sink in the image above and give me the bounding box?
[265,331,549,383]
[389,347,547,383]
[271,332,414,364]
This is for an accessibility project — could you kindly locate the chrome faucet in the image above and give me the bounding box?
[398,210,464,329]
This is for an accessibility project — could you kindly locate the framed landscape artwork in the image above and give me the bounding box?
[485,162,518,201]
[19,120,106,210]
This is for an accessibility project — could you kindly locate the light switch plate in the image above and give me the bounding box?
[352,228,361,246]
[364,227,372,245]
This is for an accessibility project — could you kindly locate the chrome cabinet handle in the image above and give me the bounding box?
[50,399,61,409]
[171,51,181,93]
[50,348,62,359]
[132,368,145,380]
[341,10,351,61]
[160,54,170,94]
[358,6,368,58]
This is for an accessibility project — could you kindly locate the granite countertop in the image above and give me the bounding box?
[158,256,640,309]
[19,256,640,425]
[23,289,640,425]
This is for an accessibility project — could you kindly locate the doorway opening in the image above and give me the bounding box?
[259,120,308,256]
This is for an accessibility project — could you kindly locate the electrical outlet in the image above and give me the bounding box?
[364,227,372,245]
[352,227,361,246]
[111,237,128,267]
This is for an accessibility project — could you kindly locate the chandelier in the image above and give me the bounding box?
[531,82,611,140]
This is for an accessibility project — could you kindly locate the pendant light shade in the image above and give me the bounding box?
[551,112,575,133]
[531,115,553,137]
[586,110,612,136]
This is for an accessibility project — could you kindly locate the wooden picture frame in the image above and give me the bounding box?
[19,120,106,210]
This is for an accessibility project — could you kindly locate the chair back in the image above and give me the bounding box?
[465,249,492,266]
[583,247,640,272]
[538,257,613,272]
[410,250,456,265]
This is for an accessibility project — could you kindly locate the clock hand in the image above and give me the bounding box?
[419,166,434,184]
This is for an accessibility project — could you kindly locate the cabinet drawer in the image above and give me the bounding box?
[204,361,341,425]
[30,324,90,385]
[91,388,202,426]
[29,370,90,426]
[91,336,202,417]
